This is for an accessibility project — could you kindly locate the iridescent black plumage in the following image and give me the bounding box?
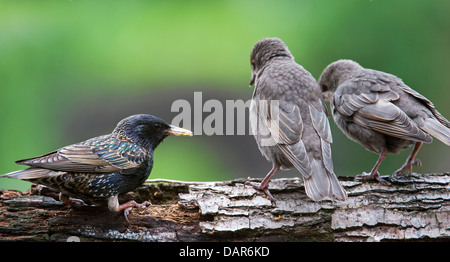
[2,114,192,219]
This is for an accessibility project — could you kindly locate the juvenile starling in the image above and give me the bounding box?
[247,38,347,202]
[1,114,193,220]
[318,59,450,184]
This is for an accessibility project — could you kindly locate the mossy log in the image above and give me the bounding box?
[0,173,449,242]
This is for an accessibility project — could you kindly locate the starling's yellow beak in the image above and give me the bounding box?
[166,125,193,136]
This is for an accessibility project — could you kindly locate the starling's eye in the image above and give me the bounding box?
[153,123,161,129]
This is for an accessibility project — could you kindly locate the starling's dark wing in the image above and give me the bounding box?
[334,78,432,143]
[65,135,150,172]
[15,134,150,174]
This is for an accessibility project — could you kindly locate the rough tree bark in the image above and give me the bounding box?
[0,173,449,242]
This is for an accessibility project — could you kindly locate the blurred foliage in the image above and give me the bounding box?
[1,0,449,192]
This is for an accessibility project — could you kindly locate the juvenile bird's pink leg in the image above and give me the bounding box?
[245,164,280,202]
[355,150,389,185]
[393,142,423,176]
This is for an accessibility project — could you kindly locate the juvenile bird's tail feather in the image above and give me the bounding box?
[303,159,348,202]
[419,118,450,146]
[430,107,450,129]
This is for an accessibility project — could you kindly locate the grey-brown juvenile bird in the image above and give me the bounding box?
[247,38,347,202]
[318,59,450,184]
[1,114,193,220]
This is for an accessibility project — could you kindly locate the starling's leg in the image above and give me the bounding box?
[107,195,151,222]
[393,142,423,176]
[245,164,280,202]
[59,193,88,208]
[355,150,389,185]
[119,200,152,221]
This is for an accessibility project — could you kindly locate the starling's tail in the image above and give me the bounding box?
[303,159,348,202]
[419,117,450,146]
[1,167,60,181]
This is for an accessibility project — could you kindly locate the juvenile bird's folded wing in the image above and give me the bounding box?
[309,104,333,173]
[354,100,432,143]
[253,92,314,177]
[335,79,431,143]
[334,77,398,116]
[270,103,315,179]
[398,83,450,143]
[267,102,302,145]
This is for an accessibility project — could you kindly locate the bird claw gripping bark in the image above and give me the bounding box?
[244,181,276,204]
[355,171,390,185]
[393,159,422,177]
[66,198,89,208]
[120,200,152,222]
[60,193,89,208]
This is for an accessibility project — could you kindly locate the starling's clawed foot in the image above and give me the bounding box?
[393,159,421,177]
[355,171,389,185]
[66,198,89,208]
[60,193,88,208]
[119,200,152,222]
[244,181,275,203]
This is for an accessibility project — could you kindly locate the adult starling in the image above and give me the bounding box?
[247,38,347,202]
[1,114,192,220]
[318,59,450,184]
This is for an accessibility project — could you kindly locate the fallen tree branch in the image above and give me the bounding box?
[0,173,449,241]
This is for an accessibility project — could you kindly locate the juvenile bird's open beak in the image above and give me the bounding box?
[166,125,193,136]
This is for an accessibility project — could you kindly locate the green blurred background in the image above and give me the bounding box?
[1,0,449,192]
